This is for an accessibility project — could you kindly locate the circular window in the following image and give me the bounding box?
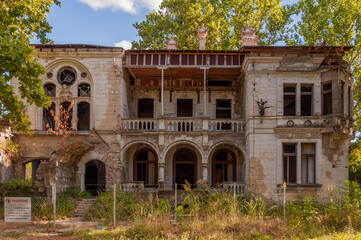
[57,67,76,86]
[81,72,87,78]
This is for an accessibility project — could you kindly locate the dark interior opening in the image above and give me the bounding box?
[208,81,232,87]
[216,99,231,119]
[301,85,312,116]
[174,149,196,188]
[134,149,157,186]
[77,102,90,130]
[177,99,193,117]
[138,98,154,118]
[283,144,297,183]
[284,85,296,116]
[322,83,332,115]
[85,160,106,195]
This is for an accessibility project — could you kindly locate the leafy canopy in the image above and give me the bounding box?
[0,0,60,133]
[132,0,292,50]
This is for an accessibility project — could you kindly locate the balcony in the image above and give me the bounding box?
[121,118,245,133]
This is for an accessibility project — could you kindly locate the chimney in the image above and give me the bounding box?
[241,26,259,46]
[165,37,179,50]
[197,24,208,50]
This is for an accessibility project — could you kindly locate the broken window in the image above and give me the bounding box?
[284,85,296,116]
[138,98,154,118]
[77,102,90,130]
[301,85,313,116]
[216,99,231,118]
[78,83,91,97]
[177,99,193,117]
[349,86,353,118]
[57,67,76,86]
[43,102,55,130]
[322,82,332,115]
[301,143,315,184]
[341,82,345,115]
[60,101,73,130]
[44,83,56,97]
[134,149,157,186]
[212,150,236,185]
[283,144,297,183]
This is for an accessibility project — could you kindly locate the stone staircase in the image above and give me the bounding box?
[73,198,97,219]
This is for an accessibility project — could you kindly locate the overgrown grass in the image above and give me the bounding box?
[83,181,361,239]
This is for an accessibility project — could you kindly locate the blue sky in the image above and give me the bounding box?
[31,0,298,49]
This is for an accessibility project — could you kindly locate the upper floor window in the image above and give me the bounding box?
[138,98,154,118]
[216,99,231,119]
[322,82,332,115]
[283,144,297,183]
[57,67,76,86]
[177,99,193,117]
[301,85,313,116]
[44,83,56,97]
[78,83,91,97]
[284,85,296,116]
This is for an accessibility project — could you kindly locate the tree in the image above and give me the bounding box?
[0,0,60,133]
[132,0,292,50]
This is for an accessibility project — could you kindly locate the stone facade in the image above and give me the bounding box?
[3,42,353,201]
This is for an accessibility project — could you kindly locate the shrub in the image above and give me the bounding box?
[2,179,34,196]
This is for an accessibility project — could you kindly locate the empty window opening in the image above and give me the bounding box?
[349,86,352,118]
[44,83,56,97]
[60,101,73,130]
[57,67,76,86]
[134,149,157,186]
[138,98,154,118]
[322,82,332,115]
[78,83,91,97]
[24,160,41,180]
[177,99,193,117]
[77,102,90,130]
[212,150,236,185]
[301,85,313,116]
[301,143,315,184]
[283,144,297,183]
[43,102,55,130]
[216,99,231,119]
[284,85,296,116]
[208,81,232,87]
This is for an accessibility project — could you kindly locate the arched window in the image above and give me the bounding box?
[44,83,56,97]
[77,102,90,130]
[57,67,76,86]
[60,101,73,130]
[43,102,55,130]
[134,149,157,186]
[78,83,91,97]
[212,149,236,185]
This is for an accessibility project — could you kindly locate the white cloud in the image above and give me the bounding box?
[78,0,163,14]
[114,40,132,49]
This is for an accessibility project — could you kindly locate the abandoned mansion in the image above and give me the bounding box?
[0,27,354,200]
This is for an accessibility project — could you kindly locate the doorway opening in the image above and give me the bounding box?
[85,160,106,195]
[173,148,197,189]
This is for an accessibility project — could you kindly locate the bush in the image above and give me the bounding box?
[2,179,34,196]
[61,187,92,200]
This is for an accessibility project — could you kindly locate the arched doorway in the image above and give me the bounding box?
[85,160,106,195]
[212,149,236,185]
[173,148,197,188]
[133,148,158,187]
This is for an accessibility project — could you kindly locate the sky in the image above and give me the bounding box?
[31,0,298,49]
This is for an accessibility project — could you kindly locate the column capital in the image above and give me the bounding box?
[158,162,166,167]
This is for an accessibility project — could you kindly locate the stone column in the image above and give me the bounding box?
[78,170,85,191]
[202,162,208,183]
[158,162,165,189]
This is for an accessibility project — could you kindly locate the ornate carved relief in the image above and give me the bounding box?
[59,85,73,99]
[275,128,322,139]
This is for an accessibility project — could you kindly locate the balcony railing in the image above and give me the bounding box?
[121,118,245,133]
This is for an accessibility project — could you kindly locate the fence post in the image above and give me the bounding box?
[233,182,236,203]
[113,183,116,228]
[175,183,177,223]
[282,181,286,223]
[51,182,56,227]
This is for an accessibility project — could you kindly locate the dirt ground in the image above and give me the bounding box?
[0,220,107,239]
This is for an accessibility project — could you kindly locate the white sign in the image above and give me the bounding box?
[4,197,31,222]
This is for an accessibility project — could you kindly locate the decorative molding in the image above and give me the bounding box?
[275,128,322,139]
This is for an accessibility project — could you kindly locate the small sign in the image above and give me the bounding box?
[4,197,31,222]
